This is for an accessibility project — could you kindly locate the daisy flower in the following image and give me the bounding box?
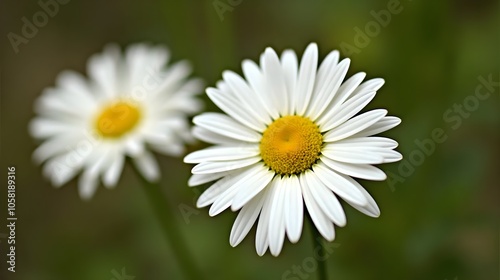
[30,43,203,199]
[184,43,401,256]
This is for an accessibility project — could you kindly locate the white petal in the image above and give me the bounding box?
[281,50,298,115]
[296,43,318,116]
[82,143,110,170]
[222,71,272,125]
[350,78,385,97]
[323,109,387,142]
[157,94,202,115]
[284,175,303,243]
[36,86,94,119]
[379,150,403,163]
[193,113,262,142]
[314,51,339,102]
[191,157,261,174]
[33,134,82,163]
[299,173,335,241]
[313,163,368,207]
[231,166,274,211]
[209,164,266,216]
[323,144,401,164]
[319,91,376,132]
[308,57,351,120]
[55,70,97,109]
[133,151,160,182]
[230,190,267,247]
[333,137,398,149]
[315,50,339,84]
[255,183,274,256]
[196,166,256,208]
[87,50,118,99]
[206,87,266,132]
[318,72,366,119]
[268,177,286,256]
[353,116,402,137]
[192,126,241,145]
[153,61,191,97]
[103,153,124,188]
[305,170,346,227]
[29,118,79,138]
[188,171,231,187]
[344,185,380,218]
[147,124,186,152]
[262,47,288,116]
[125,44,171,91]
[170,77,202,97]
[147,116,187,134]
[321,148,384,164]
[124,139,145,156]
[78,168,100,200]
[242,59,279,120]
[184,145,260,163]
[321,157,386,181]
[43,152,85,187]
[150,142,184,157]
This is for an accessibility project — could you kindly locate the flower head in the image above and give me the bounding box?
[185,43,401,256]
[30,43,203,199]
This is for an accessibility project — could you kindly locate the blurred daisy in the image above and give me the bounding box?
[184,43,401,256]
[30,43,203,199]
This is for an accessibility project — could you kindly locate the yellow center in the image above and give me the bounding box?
[95,101,141,138]
[260,116,323,175]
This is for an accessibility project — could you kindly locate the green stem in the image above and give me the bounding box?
[131,163,204,280]
[310,219,328,280]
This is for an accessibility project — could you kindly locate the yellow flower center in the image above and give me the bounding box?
[95,101,141,138]
[260,116,323,175]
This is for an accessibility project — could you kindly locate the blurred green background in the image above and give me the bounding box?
[1,0,499,279]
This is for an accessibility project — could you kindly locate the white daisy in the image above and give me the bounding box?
[184,43,402,256]
[30,43,203,200]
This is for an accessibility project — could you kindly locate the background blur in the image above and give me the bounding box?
[1,0,499,279]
